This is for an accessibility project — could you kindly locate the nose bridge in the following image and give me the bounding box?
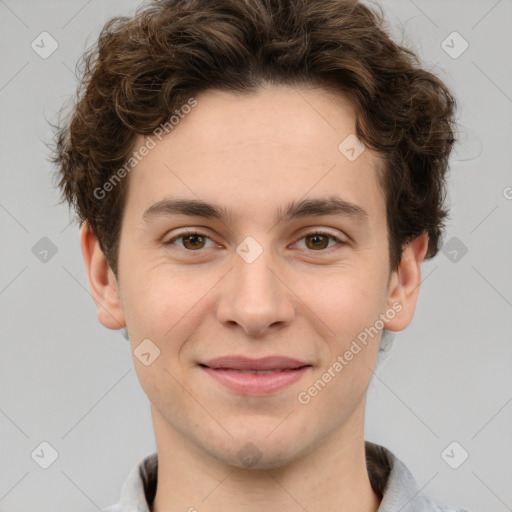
[236,247,276,297]
[216,241,295,335]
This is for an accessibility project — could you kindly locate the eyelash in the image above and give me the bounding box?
[164,230,347,252]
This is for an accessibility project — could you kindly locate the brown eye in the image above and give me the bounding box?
[182,234,206,250]
[305,234,330,250]
[165,231,216,251]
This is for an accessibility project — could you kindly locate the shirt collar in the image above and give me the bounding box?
[104,442,460,512]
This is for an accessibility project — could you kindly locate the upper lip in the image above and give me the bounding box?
[199,356,311,371]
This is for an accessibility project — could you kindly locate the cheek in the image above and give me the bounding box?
[118,261,223,364]
[297,271,386,415]
[118,266,207,405]
[300,263,389,336]
[295,264,388,400]
[119,253,189,326]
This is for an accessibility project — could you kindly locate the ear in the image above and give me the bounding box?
[80,222,126,330]
[383,232,429,332]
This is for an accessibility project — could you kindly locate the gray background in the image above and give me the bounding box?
[1,0,511,510]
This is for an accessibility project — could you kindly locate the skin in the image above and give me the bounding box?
[82,84,428,512]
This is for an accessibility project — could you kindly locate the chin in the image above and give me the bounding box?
[204,431,308,471]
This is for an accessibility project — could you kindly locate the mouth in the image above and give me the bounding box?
[198,356,312,395]
[199,367,307,374]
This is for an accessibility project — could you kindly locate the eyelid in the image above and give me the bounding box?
[164,228,348,251]
[164,228,219,248]
[290,230,348,251]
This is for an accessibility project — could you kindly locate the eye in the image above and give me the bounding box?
[164,230,346,252]
[165,231,215,250]
[294,232,346,251]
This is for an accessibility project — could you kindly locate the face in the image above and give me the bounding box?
[87,84,423,469]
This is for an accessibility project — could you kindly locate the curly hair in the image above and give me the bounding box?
[51,0,457,275]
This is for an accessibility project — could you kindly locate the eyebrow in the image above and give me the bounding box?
[275,196,368,225]
[142,198,230,222]
[142,196,369,225]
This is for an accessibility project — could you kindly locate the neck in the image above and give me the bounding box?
[150,406,380,512]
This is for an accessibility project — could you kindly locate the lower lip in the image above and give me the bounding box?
[200,366,311,396]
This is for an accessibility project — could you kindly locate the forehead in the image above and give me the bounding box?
[162,85,359,158]
[123,85,385,227]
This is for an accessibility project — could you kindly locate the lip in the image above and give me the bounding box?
[200,356,310,371]
[198,356,312,396]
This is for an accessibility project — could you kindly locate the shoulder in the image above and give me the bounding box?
[100,452,158,512]
[421,498,471,512]
[365,441,470,512]
[101,505,122,512]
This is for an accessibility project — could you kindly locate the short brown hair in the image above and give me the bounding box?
[51,0,457,275]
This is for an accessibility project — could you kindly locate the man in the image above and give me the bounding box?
[52,0,467,510]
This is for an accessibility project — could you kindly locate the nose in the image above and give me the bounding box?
[215,247,296,337]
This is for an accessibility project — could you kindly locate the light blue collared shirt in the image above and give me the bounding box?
[102,442,469,512]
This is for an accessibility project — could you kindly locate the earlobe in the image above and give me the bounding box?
[383,232,429,332]
[80,222,126,330]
